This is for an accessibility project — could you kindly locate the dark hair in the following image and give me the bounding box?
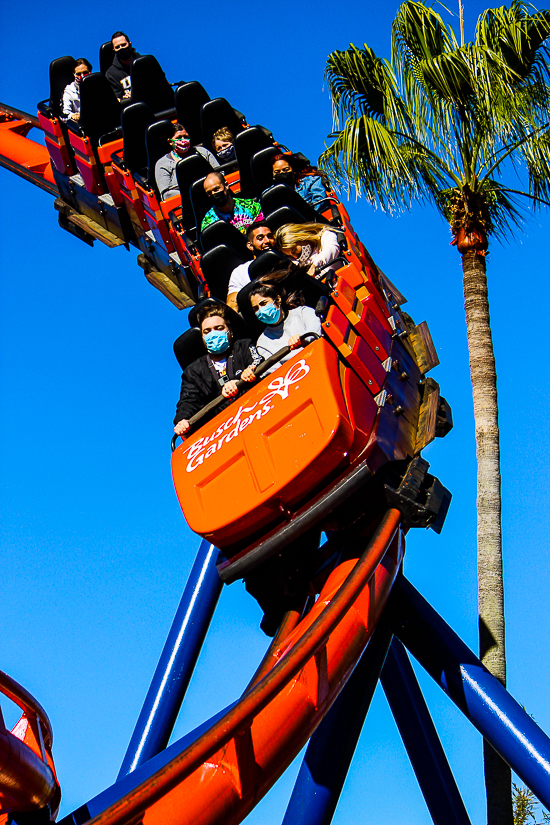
[111,31,130,43]
[272,153,295,171]
[246,222,272,242]
[197,304,232,331]
[249,266,302,316]
[171,122,187,136]
[75,58,92,72]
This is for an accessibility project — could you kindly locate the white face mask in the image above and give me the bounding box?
[298,243,313,263]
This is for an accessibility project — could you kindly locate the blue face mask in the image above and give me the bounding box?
[217,144,235,161]
[255,301,281,325]
[204,330,230,354]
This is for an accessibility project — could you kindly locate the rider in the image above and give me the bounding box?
[226,222,275,311]
[156,123,219,200]
[174,305,261,436]
[201,172,263,234]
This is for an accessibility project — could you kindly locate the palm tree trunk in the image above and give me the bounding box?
[461,249,512,825]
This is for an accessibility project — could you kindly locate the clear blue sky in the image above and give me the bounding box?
[1,2,549,823]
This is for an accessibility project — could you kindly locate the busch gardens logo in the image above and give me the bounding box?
[183,359,310,473]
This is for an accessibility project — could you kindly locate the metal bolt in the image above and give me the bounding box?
[393,405,405,416]
[368,379,373,385]
[375,346,380,351]
[400,371,410,381]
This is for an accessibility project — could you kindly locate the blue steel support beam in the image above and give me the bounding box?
[281,623,393,825]
[387,575,550,808]
[118,540,222,779]
[381,638,471,825]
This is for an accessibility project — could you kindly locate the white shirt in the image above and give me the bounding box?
[256,306,322,372]
[227,261,252,295]
[310,229,340,268]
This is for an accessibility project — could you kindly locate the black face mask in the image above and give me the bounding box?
[210,189,228,205]
[274,171,295,186]
[117,45,133,60]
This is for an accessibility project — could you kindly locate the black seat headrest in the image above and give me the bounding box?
[234,127,274,198]
[200,245,248,300]
[262,205,309,232]
[173,327,205,372]
[131,55,174,115]
[175,155,214,230]
[261,184,329,226]
[49,56,76,117]
[188,297,253,340]
[78,73,121,145]
[248,249,289,281]
[251,146,280,196]
[200,98,245,152]
[99,42,114,75]
[200,220,252,258]
[175,81,210,147]
[121,102,155,172]
[145,119,175,190]
[190,175,211,237]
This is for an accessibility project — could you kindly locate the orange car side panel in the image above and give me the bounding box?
[171,340,355,547]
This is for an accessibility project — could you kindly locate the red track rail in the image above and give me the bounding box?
[85,510,402,825]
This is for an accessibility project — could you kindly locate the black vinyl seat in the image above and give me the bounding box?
[175,81,210,147]
[131,55,175,116]
[190,175,211,236]
[120,102,155,173]
[200,245,248,300]
[173,327,205,371]
[69,73,121,145]
[188,297,252,339]
[261,184,330,226]
[248,249,290,280]
[200,98,245,151]
[262,205,310,232]
[99,42,114,75]
[175,158,213,233]
[141,119,174,193]
[200,221,252,257]
[41,56,76,117]
[251,146,281,195]
[235,128,274,198]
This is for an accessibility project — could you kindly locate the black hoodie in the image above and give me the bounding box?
[106,50,140,101]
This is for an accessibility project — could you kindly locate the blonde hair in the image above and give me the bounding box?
[275,222,327,252]
[212,126,235,149]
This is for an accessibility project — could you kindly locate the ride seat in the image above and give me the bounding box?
[121,102,155,174]
[262,205,310,231]
[131,56,175,117]
[200,98,246,151]
[200,244,248,300]
[173,327,205,371]
[200,220,251,257]
[190,175,211,237]
[250,146,280,196]
[99,41,115,75]
[37,56,77,176]
[247,249,290,280]
[175,157,215,238]
[133,119,177,251]
[175,81,210,147]
[261,184,330,226]
[66,73,121,194]
[234,128,274,198]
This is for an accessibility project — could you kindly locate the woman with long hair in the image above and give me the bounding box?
[275,222,340,274]
[248,278,322,371]
[62,58,92,122]
[271,154,327,210]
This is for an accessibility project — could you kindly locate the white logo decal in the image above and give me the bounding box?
[183,359,310,473]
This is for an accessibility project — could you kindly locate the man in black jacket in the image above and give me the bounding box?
[106,31,140,103]
[174,306,262,435]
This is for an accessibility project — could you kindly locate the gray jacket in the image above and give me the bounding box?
[155,148,219,200]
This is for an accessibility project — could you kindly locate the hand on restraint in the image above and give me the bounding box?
[222,380,239,398]
[241,366,257,382]
[174,419,190,436]
[288,335,302,350]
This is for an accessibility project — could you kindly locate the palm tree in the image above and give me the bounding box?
[320,3,550,823]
